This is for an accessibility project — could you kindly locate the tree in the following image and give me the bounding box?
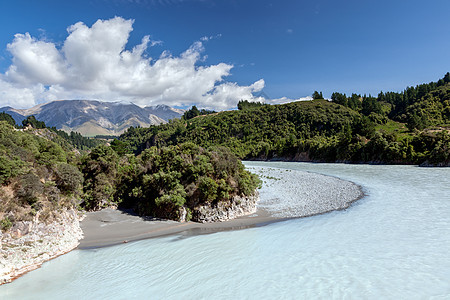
[80,145,119,210]
[444,72,450,84]
[361,96,382,116]
[22,115,46,129]
[56,163,83,194]
[237,100,265,110]
[312,91,324,100]
[15,173,44,205]
[331,92,348,106]
[0,112,16,127]
[183,106,201,120]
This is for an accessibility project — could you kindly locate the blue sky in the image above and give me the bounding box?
[0,0,449,109]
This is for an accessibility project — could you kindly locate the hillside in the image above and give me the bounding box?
[0,100,184,136]
[119,75,450,166]
[0,116,260,226]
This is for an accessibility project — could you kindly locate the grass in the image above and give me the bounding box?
[375,120,411,141]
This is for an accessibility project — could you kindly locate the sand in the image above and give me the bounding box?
[79,165,364,249]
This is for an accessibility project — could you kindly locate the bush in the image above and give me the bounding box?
[112,142,261,221]
[0,155,24,185]
[0,217,12,231]
[56,163,83,193]
[15,173,44,205]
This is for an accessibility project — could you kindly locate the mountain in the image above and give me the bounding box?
[0,100,184,136]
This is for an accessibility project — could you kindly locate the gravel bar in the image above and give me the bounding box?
[247,166,364,218]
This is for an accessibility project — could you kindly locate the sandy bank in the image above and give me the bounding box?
[79,208,275,249]
[79,165,363,249]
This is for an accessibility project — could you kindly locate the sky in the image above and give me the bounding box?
[0,0,449,110]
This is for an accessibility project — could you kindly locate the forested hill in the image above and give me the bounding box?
[331,72,450,130]
[119,74,450,166]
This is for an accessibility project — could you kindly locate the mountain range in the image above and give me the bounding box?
[0,100,184,136]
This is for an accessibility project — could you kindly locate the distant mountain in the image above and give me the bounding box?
[0,100,184,136]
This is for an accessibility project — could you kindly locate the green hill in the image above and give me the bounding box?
[119,75,450,166]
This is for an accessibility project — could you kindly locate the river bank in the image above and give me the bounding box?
[1,165,363,284]
[0,209,83,285]
[79,165,363,248]
[2,163,448,299]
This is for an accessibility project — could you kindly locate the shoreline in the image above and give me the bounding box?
[79,165,364,249]
[1,164,364,285]
[0,209,83,285]
[78,207,279,249]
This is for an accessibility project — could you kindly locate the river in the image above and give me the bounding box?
[1,162,449,299]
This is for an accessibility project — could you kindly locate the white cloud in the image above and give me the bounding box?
[268,96,313,105]
[0,17,264,110]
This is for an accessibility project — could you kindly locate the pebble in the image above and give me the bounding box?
[247,166,363,218]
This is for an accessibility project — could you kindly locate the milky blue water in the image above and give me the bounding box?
[2,162,450,299]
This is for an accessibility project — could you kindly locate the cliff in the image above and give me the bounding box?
[0,209,83,285]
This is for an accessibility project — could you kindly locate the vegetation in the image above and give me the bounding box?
[22,115,46,129]
[80,142,260,221]
[119,74,450,166]
[0,121,83,229]
[20,115,104,151]
[331,72,450,130]
[49,129,104,151]
[183,105,216,120]
[0,112,16,127]
[312,91,324,100]
[1,112,259,228]
[237,100,267,110]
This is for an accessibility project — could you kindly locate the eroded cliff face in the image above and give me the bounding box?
[193,193,259,223]
[0,209,83,285]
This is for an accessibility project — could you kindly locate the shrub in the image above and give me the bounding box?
[0,217,12,231]
[15,173,44,205]
[56,163,83,193]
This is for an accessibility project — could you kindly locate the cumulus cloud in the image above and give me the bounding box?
[0,17,264,110]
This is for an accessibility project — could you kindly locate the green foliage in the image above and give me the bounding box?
[110,139,132,156]
[0,112,16,127]
[237,100,266,110]
[198,176,218,202]
[183,106,216,120]
[1,217,12,232]
[0,155,24,185]
[312,91,324,100]
[362,96,383,116]
[374,73,450,128]
[120,99,368,161]
[22,115,46,129]
[0,121,70,184]
[416,131,450,166]
[183,105,200,119]
[49,128,104,150]
[90,142,260,221]
[121,81,449,165]
[80,145,119,210]
[15,173,44,205]
[0,119,94,227]
[56,163,83,194]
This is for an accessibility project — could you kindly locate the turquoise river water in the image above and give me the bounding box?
[1,162,449,299]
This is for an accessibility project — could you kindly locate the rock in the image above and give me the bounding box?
[194,193,259,223]
[0,209,84,285]
[10,221,33,238]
